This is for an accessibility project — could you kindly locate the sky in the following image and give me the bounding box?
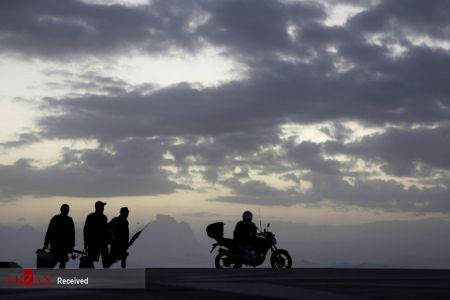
[1,0,450,231]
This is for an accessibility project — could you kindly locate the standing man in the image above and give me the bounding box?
[83,201,108,268]
[108,207,130,268]
[44,204,75,269]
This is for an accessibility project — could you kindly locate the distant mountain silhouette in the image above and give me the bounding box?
[0,225,44,267]
[275,218,450,269]
[1,217,450,268]
[127,214,207,267]
[354,262,402,269]
[296,259,321,268]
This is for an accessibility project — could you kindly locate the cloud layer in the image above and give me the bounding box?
[1,0,450,212]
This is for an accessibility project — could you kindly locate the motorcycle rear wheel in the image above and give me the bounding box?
[270,249,292,269]
[215,252,242,269]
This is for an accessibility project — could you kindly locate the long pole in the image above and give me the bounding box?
[259,208,262,231]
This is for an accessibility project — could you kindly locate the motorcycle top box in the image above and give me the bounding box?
[206,222,224,240]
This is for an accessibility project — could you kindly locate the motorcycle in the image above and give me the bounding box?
[206,222,292,269]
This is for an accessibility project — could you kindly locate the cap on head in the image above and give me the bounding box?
[242,210,253,221]
[95,201,107,209]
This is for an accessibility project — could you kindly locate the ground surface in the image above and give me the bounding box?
[1,268,450,299]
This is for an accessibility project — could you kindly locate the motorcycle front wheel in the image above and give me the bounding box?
[215,252,242,269]
[270,249,292,269]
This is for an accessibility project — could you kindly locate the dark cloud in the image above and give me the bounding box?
[0,132,40,148]
[38,43,450,145]
[320,122,354,142]
[281,173,300,184]
[211,194,300,206]
[207,166,450,212]
[0,138,184,199]
[210,178,302,206]
[198,0,325,58]
[349,0,450,40]
[285,141,342,175]
[39,83,264,140]
[202,166,219,183]
[0,0,199,59]
[325,125,450,177]
[28,0,449,148]
[168,129,282,167]
[302,172,450,212]
[221,178,291,197]
[52,71,133,95]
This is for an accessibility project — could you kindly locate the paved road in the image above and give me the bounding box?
[1,268,450,299]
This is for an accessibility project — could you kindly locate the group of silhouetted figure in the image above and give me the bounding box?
[43,203,266,269]
[44,201,129,269]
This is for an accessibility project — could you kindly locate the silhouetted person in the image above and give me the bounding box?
[233,210,258,247]
[44,204,75,269]
[108,207,130,268]
[83,201,108,268]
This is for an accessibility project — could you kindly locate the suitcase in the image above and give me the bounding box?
[36,249,57,268]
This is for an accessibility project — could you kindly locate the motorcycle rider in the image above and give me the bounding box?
[209,211,293,268]
[233,211,258,247]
